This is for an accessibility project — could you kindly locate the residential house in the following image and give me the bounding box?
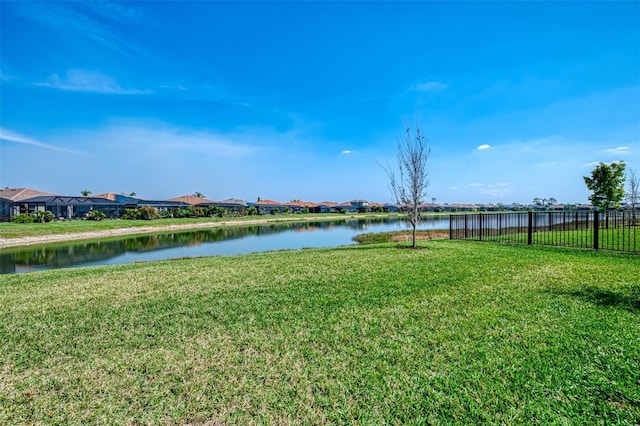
[285,200,318,213]
[255,199,286,214]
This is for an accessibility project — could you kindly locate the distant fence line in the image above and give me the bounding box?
[449,211,638,253]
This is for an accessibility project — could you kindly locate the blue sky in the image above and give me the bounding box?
[1,1,638,204]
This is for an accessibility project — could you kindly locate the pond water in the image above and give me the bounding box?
[0,216,450,274]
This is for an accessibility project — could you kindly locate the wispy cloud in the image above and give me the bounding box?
[469,183,484,187]
[477,144,491,150]
[341,150,354,155]
[15,2,143,58]
[36,70,149,95]
[604,146,631,154]
[412,81,448,93]
[480,188,513,199]
[0,128,82,154]
[78,121,263,159]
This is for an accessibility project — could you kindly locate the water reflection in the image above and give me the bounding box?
[1,216,450,274]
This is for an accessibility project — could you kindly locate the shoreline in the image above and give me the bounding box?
[0,215,373,249]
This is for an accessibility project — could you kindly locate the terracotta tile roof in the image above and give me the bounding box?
[255,199,284,206]
[285,200,318,208]
[317,201,338,207]
[167,195,215,205]
[94,192,118,201]
[0,187,56,201]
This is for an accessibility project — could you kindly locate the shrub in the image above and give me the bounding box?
[87,210,106,221]
[159,209,173,219]
[192,206,206,218]
[12,214,34,223]
[138,206,159,220]
[207,206,226,218]
[121,208,141,220]
[245,206,258,216]
[32,210,54,223]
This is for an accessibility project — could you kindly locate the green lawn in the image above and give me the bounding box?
[474,228,639,252]
[1,241,638,424]
[0,213,394,239]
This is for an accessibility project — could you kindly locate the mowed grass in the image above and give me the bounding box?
[0,213,389,239]
[484,228,639,252]
[0,241,638,424]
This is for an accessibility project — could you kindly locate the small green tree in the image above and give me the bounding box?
[80,190,92,196]
[583,162,626,211]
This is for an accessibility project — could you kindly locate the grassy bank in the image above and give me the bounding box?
[1,241,638,424]
[0,213,397,240]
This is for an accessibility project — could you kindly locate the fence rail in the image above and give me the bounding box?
[450,211,638,253]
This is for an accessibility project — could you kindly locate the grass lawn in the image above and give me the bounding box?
[475,228,639,253]
[1,241,638,424]
[0,213,395,239]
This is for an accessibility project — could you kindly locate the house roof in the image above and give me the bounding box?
[255,199,284,206]
[94,192,142,200]
[167,195,216,205]
[285,200,317,208]
[19,195,121,205]
[94,192,119,201]
[215,198,248,207]
[316,201,338,207]
[0,187,56,201]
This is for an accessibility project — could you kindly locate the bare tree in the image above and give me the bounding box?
[380,121,431,248]
[626,168,639,225]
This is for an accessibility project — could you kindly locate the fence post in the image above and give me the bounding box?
[464,214,468,239]
[527,211,533,245]
[449,215,453,240]
[593,210,599,250]
[479,214,483,241]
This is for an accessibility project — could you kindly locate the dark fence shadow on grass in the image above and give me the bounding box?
[550,286,640,313]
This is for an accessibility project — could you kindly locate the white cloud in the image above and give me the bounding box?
[583,160,625,167]
[412,81,448,93]
[341,150,354,155]
[469,183,484,187]
[604,146,631,154]
[88,122,261,158]
[480,188,513,199]
[448,186,458,190]
[36,70,149,95]
[17,2,143,58]
[0,127,82,154]
[477,144,491,150]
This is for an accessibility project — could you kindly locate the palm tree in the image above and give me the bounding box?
[129,192,136,196]
[431,197,437,205]
[194,192,204,198]
[81,190,92,196]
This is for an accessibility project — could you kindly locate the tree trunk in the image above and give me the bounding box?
[412,223,417,248]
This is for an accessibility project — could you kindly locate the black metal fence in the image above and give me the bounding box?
[450,211,638,253]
